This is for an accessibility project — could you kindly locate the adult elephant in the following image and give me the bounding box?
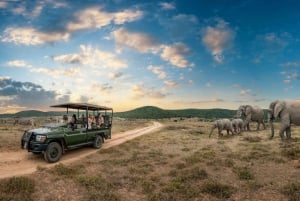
[237,105,265,131]
[209,119,234,138]
[268,100,300,140]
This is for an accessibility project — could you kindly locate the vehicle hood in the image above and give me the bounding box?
[28,127,52,134]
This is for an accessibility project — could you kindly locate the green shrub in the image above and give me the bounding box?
[201,180,235,199]
[282,182,300,201]
[0,176,35,201]
[233,166,254,180]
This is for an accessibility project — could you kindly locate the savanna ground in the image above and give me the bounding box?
[1,117,300,201]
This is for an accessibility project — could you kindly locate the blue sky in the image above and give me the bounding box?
[1,0,300,113]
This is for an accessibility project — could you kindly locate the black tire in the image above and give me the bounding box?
[93,135,103,149]
[44,142,62,163]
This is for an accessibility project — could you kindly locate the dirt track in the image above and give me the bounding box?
[0,122,162,179]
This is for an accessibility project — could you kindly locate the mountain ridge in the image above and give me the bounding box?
[0,106,236,119]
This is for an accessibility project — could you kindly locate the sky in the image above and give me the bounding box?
[1,0,300,113]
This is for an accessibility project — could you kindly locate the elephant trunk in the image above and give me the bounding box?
[268,112,275,139]
[209,126,215,138]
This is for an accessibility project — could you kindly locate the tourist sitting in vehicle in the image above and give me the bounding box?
[69,114,77,130]
[95,112,104,128]
[88,114,95,129]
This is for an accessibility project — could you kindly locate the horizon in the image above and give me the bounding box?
[1,1,300,113]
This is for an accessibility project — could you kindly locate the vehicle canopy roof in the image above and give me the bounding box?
[50,103,113,111]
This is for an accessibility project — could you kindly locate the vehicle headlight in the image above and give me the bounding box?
[36,135,47,142]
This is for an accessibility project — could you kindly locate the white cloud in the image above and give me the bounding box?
[52,45,127,70]
[112,28,160,53]
[131,84,167,99]
[164,80,178,87]
[202,19,235,63]
[29,67,80,77]
[0,2,7,8]
[160,43,191,68]
[159,2,176,10]
[240,89,251,96]
[7,60,31,68]
[147,65,167,79]
[1,27,70,45]
[67,7,143,31]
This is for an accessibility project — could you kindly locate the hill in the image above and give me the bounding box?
[115,106,236,119]
[0,106,236,119]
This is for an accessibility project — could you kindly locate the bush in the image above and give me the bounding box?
[201,180,235,199]
[0,176,35,201]
[282,182,300,201]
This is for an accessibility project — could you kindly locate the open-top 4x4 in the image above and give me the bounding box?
[21,103,113,163]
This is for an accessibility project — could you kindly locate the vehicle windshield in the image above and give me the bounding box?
[43,122,67,128]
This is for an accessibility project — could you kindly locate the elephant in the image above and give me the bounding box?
[231,118,244,134]
[268,100,300,140]
[237,105,265,131]
[209,118,234,138]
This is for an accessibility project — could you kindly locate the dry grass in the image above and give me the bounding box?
[1,118,300,200]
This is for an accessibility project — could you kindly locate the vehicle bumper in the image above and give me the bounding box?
[22,140,47,153]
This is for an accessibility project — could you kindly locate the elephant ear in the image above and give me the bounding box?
[245,105,252,115]
[274,101,285,118]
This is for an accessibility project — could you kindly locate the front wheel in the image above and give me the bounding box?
[93,135,103,149]
[44,142,62,163]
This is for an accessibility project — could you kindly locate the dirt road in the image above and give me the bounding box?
[0,121,162,179]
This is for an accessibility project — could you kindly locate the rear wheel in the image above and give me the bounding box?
[93,135,103,149]
[44,142,62,163]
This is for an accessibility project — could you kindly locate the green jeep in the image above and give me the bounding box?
[21,103,113,163]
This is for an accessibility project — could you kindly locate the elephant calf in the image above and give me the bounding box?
[269,100,300,140]
[231,118,243,134]
[209,118,234,138]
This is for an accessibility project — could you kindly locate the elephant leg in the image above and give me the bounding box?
[286,126,291,140]
[218,129,222,137]
[247,123,250,131]
[262,121,266,130]
[279,124,289,140]
[256,122,260,131]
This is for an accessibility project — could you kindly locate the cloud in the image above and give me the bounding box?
[263,32,291,51]
[112,28,193,68]
[67,7,143,31]
[6,59,80,77]
[112,28,160,53]
[0,2,7,8]
[160,43,192,68]
[281,61,300,68]
[1,27,70,45]
[131,84,167,99]
[164,80,178,87]
[109,72,124,79]
[147,65,167,79]
[52,45,127,70]
[240,89,251,96]
[159,2,176,10]
[0,77,70,111]
[7,60,31,68]
[202,19,235,63]
[91,83,113,94]
[29,67,80,77]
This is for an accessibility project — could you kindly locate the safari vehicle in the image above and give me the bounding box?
[21,103,113,163]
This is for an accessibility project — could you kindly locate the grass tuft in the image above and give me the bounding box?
[50,163,84,177]
[243,136,262,142]
[233,166,254,180]
[201,180,235,199]
[282,182,300,201]
[0,176,35,201]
